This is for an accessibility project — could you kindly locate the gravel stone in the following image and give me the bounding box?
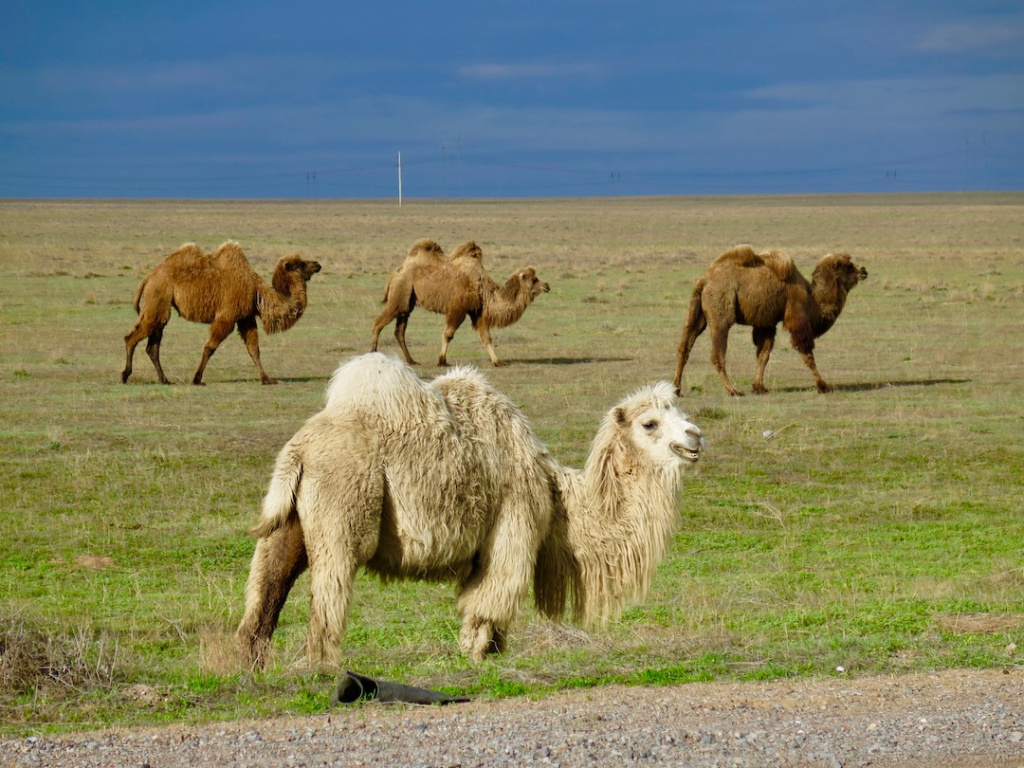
[2,668,1022,767]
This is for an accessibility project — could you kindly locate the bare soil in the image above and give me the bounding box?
[3,668,1022,767]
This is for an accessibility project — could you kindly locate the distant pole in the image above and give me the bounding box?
[456,137,465,198]
[398,151,403,207]
[982,131,988,190]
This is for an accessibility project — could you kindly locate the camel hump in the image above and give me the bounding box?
[709,245,764,272]
[760,250,796,281]
[210,241,262,287]
[709,246,796,282]
[324,352,441,415]
[213,240,248,263]
[163,242,209,268]
[449,240,483,263]
[172,242,202,256]
[408,238,445,258]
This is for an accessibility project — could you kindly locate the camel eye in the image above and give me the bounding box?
[642,420,658,432]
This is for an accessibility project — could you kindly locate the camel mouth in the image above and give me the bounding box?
[857,267,868,280]
[671,442,702,463]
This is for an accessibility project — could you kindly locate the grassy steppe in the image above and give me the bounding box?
[1,194,1021,734]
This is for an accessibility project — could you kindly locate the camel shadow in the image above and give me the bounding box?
[776,378,972,394]
[270,375,334,384]
[507,356,634,366]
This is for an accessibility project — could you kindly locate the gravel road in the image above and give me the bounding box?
[3,668,1021,767]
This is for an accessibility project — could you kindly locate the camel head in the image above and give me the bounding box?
[279,253,322,281]
[270,253,321,296]
[813,253,867,293]
[517,267,550,300]
[607,381,706,472]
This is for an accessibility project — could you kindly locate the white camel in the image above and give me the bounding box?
[237,353,705,667]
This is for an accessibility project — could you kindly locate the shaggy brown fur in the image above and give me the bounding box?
[370,239,550,367]
[236,353,704,669]
[673,246,867,396]
[122,242,321,385]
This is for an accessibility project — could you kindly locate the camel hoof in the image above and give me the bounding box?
[492,361,508,368]
[817,383,834,394]
[727,389,744,397]
[121,371,130,384]
[261,378,277,386]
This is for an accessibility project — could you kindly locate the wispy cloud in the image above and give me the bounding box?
[459,62,602,81]
[916,22,1024,53]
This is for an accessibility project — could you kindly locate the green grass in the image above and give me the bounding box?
[1,194,1022,735]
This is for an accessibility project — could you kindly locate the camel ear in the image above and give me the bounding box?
[613,406,628,426]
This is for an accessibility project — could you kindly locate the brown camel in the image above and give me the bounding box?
[370,239,550,367]
[122,241,321,385]
[673,246,867,396]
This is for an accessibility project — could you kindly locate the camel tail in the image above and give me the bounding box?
[132,277,148,314]
[381,271,395,304]
[673,277,708,394]
[533,536,573,620]
[532,471,579,622]
[682,277,707,334]
[251,443,303,539]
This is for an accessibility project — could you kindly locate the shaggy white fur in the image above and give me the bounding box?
[237,353,704,668]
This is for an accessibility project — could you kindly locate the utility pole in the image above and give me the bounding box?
[397,151,403,207]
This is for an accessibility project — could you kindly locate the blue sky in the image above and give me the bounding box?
[1,1,1022,198]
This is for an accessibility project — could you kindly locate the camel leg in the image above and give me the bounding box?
[673,314,707,395]
[751,326,776,395]
[125,302,172,384]
[457,491,543,661]
[236,517,308,670]
[144,327,172,385]
[799,349,833,393]
[370,309,394,353]
[192,319,235,385]
[122,322,149,383]
[392,314,419,365]
[474,322,504,368]
[305,553,360,667]
[237,317,274,385]
[709,322,743,396]
[301,453,384,666]
[440,313,468,367]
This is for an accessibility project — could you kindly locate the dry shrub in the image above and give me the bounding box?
[0,612,119,694]
[198,627,244,675]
